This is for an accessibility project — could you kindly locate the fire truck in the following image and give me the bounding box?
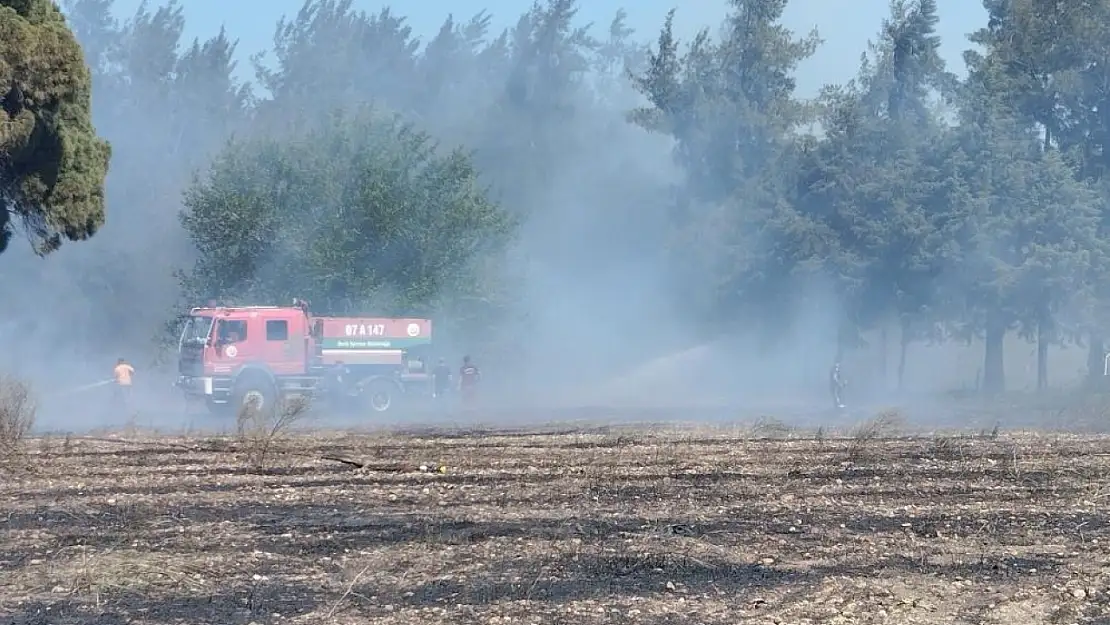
[175,299,433,416]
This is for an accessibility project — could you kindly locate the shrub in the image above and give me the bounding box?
[0,375,36,468]
[237,396,311,471]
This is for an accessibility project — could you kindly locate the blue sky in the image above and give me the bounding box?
[109,0,987,94]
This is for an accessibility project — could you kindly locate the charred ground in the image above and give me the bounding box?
[2,421,1109,624]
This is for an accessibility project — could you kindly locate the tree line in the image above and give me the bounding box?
[4,0,1110,394]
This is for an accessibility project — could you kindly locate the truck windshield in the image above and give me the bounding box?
[180,315,214,346]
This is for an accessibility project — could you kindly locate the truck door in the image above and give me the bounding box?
[212,317,250,373]
[262,315,307,375]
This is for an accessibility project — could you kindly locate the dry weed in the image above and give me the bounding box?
[0,375,36,469]
[749,416,794,439]
[930,435,965,460]
[237,395,311,470]
[847,408,904,460]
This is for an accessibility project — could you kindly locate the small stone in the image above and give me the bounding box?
[1070,588,1086,600]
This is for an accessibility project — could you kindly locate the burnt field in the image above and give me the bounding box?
[3,419,1110,624]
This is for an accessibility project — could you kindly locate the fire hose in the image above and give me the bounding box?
[54,379,114,397]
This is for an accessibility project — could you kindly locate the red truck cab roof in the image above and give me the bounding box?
[189,305,299,317]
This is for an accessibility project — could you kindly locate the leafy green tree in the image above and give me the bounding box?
[0,0,254,355]
[58,0,116,75]
[946,85,1103,393]
[0,0,110,255]
[16,0,1110,400]
[56,0,250,349]
[632,2,819,204]
[792,0,957,385]
[629,1,820,333]
[254,0,418,124]
[177,106,516,342]
[962,0,1109,390]
[593,8,643,89]
[415,11,510,149]
[968,0,1096,153]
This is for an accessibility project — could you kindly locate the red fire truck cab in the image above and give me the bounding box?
[175,300,433,416]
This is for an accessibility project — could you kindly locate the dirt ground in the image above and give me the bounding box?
[2,418,1110,624]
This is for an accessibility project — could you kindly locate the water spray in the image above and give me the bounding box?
[55,379,114,397]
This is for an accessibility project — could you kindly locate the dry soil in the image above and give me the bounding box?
[2,420,1110,624]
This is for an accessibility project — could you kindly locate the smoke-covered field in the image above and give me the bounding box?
[7,0,1103,430]
[3,422,1109,624]
[6,0,1110,620]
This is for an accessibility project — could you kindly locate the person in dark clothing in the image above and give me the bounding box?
[459,355,480,407]
[432,357,452,399]
[326,360,350,410]
[829,361,846,409]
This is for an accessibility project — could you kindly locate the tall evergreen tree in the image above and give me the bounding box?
[0,0,111,255]
[629,1,820,332]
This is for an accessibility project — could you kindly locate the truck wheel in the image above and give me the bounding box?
[232,376,277,419]
[361,378,397,413]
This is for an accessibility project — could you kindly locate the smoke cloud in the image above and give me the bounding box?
[0,0,1081,433]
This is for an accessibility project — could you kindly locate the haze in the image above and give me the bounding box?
[2,0,1066,431]
[105,0,986,89]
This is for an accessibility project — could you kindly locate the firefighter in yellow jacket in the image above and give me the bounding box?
[113,357,135,413]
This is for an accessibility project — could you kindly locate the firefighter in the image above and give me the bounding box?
[829,361,846,409]
[326,360,349,410]
[459,355,480,407]
[432,357,452,399]
[112,357,135,414]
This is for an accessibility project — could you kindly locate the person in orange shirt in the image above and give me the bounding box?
[113,357,135,413]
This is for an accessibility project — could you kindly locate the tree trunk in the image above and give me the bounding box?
[1036,317,1049,391]
[880,325,888,390]
[1087,336,1105,389]
[897,316,910,392]
[983,313,1006,395]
